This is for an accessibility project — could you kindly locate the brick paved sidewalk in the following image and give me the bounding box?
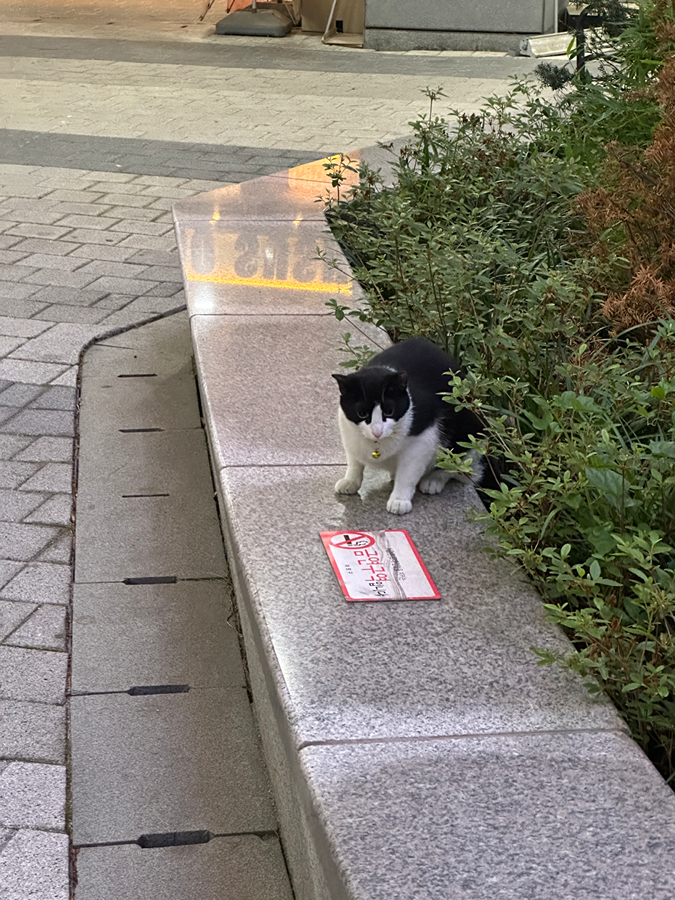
[0,13,538,897]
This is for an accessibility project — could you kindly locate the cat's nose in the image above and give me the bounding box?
[371,425,384,438]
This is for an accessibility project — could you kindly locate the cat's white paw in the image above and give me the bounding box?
[387,497,413,515]
[419,470,449,495]
[335,477,361,495]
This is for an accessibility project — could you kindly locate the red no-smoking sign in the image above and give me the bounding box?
[320,529,440,602]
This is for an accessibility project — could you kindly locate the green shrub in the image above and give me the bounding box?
[325,0,675,780]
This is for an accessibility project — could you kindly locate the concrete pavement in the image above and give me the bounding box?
[0,5,539,897]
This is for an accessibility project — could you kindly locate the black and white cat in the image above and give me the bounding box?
[333,337,488,515]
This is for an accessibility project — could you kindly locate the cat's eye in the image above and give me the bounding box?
[357,410,368,419]
[382,408,394,418]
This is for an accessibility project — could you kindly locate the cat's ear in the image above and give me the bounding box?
[332,373,349,393]
[392,370,408,391]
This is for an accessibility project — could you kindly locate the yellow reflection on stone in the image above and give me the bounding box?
[185,225,352,294]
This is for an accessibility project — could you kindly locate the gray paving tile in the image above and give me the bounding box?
[0,699,65,762]
[0,434,32,459]
[71,687,276,844]
[33,304,110,324]
[301,732,675,900]
[73,459,226,583]
[0,316,51,337]
[0,383,44,406]
[1,562,70,604]
[0,828,69,900]
[69,243,138,262]
[27,286,110,307]
[0,406,21,426]
[0,599,35,641]
[28,386,77,411]
[9,322,102,364]
[21,269,100,289]
[14,437,73,463]
[71,580,242,693]
[0,409,74,437]
[0,488,47,522]
[74,836,293,900]
[19,463,72,493]
[221,465,620,744]
[0,358,69,385]
[24,495,72,527]
[5,604,67,651]
[37,533,72,565]
[0,461,39,489]
[84,275,156,295]
[8,237,81,257]
[0,560,24,588]
[0,762,65,830]
[0,281,42,301]
[0,646,67,703]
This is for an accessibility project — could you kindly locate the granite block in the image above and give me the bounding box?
[19,463,73,493]
[71,687,276,845]
[74,835,293,900]
[6,604,67,651]
[2,562,71,605]
[300,732,675,900]
[0,560,25,588]
[0,315,51,337]
[173,167,356,224]
[38,533,72,565]
[71,580,244,693]
[0,762,66,830]
[24,495,73,527]
[0,460,39,488]
[0,599,35,641]
[0,828,69,900]
[0,383,44,406]
[177,218,353,317]
[0,488,46,522]
[191,314,375,467]
[28,386,77,411]
[0,434,33,459]
[0,699,66,762]
[0,409,73,435]
[218,464,621,744]
[0,523,58,561]
[9,323,103,365]
[15,437,73,463]
[0,646,67,704]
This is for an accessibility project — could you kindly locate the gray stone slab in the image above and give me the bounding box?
[0,828,69,900]
[0,599,35,641]
[15,437,73,463]
[1,562,71,605]
[38,532,72,564]
[0,523,58,560]
[219,465,621,745]
[0,460,39,488]
[192,314,375,467]
[301,732,675,900]
[0,383,44,406]
[74,434,226,583]
[0,409,74,437]
[0,488,46,522]
[0,434,33,459]
[29,386,77,411]
[19,462,73,493]
[0,700,66,763]
[0,647,67,704]
[176,220,353,317]
[6,604,67,651]
[71,687,276,845]
[74,835,293,900]
[0,560,24,588]
[0,762,65,830]
[24,494,73,527]
[71,580,244,693]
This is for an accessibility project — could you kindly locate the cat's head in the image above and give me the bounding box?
[333,366,410,440]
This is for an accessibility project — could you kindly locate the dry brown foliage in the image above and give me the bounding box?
[577,51,675,335]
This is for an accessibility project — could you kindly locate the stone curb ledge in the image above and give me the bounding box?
[173,154,675,900]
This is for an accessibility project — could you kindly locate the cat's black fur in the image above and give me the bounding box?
[333,337,498,514]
